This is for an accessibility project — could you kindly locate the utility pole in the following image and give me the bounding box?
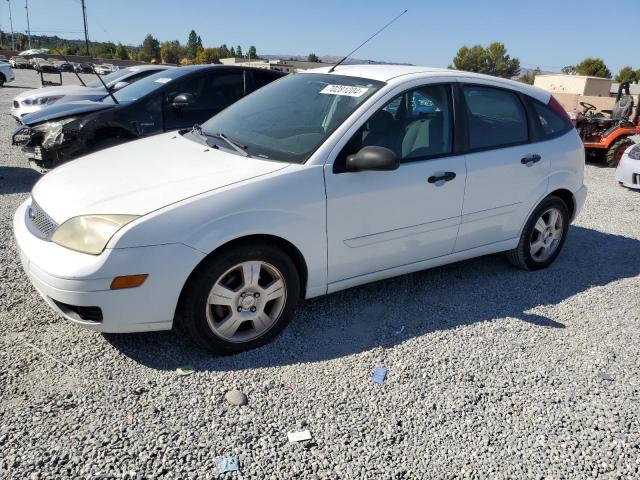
[6,0,16,51]
[24,0,30,48]
[81,0,90,56]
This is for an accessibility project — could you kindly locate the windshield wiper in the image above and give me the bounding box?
[208,132,250,157]
[188,125,250,157]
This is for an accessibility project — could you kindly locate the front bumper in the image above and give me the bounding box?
[12,124,83,171]
[11,103,41,121]
[615,155,640,190]
[13,199,206,333]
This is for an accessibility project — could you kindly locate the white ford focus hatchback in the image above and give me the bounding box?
[14,65,587,354]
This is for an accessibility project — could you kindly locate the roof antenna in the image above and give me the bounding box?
[328,9,408,73]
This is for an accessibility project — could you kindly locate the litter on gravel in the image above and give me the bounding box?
[175,366,195,376]
[287,430,312,443]
[372,367,388,384]
[216,456,240,475]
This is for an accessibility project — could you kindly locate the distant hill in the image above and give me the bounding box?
[260,54,411,66]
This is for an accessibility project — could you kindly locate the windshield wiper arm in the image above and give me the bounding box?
[208,132,250,157]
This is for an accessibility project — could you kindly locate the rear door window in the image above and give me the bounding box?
[463,85,528,150]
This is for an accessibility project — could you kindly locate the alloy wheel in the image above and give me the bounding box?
[205,260,287,343]
[529,207,564,262]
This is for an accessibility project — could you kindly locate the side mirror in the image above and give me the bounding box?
[111,81,129,91]
[345,146,400,172]
[170,92,195,108]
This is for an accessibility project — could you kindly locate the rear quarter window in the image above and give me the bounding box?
[531,99,572,138]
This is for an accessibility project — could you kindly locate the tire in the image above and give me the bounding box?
[507,195,570,271]
[0,74,5,87]
[606,137,634,167]
[179,243,300,355]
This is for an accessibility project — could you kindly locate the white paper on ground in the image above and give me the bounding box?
[287,430,312,443]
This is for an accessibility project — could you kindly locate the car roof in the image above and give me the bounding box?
[123,64,177,71]
[303,64,550,103]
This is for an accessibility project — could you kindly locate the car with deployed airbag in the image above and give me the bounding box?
[14,65,586,355]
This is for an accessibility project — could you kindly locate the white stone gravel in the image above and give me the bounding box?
[1,70,640,479]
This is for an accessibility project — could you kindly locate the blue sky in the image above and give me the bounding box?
[1,0,637,74]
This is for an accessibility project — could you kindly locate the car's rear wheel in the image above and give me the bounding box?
[180,243,300,355]
[0,74,5,87]
[606,137,634,167]
[507,195,569,270]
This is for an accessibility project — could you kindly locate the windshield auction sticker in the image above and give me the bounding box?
[320,85,369,97]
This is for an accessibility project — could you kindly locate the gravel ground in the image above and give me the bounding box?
[1,70,639,479]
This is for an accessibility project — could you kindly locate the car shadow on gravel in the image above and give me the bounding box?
[0,166,40,194]
[104,225,640,371]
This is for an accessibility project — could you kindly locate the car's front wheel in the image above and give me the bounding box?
[507,195,570,270]
[180,243,300,355]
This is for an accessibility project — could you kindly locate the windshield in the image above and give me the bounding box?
[200,73,384,163]
[102,68,190,104]
[87,68,132,88]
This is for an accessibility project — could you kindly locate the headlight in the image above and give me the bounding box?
[34,95,64,106]
[51,214,139,255]
[627,144,640,160]
[32,117,78,149]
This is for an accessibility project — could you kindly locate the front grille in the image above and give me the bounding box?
[13,100,19,108]
[28,200,58,239]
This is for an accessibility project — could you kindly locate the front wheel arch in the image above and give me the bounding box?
[176,234,308,316]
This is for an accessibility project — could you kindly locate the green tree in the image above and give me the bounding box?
[230,46,236,57]
[160,40,182,64]
[519,67,541,85]
[247,45,258,60]
[219,44,230,58]
[450,42,520,78]
[561,65,576,75]
[614,66,638,83]
[92,41,117,59]
[575,57,611,78]
[138,34,161,62]
[114,43,129,60]
[307,53,320,62]
[194,47,222,64]
[236,45,243,57]
[186,30,201,60]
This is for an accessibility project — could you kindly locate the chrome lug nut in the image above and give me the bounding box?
[237,306,243,312]
[254,292,260,298]
[250,306,257,312]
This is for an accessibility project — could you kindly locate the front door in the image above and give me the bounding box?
[163,69,246,130]
[325,84,466,284]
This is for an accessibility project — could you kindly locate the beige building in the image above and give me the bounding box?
[534,74,612,97]
[220,57,324,73]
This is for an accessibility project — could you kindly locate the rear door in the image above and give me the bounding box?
[455,83,550,252]
[163,69,246,130]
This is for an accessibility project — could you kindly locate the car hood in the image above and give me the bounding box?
[20,100,114,125]
[32,132,290,224]
[14,85,96,100]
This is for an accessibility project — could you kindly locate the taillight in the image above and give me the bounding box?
[547,95,573,127]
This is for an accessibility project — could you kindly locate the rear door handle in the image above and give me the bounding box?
[521,154,541,166]
[428,171,456,185]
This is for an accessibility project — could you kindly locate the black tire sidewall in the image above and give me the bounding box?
[606,138,633,167]
[181,243,300,355]
[518,196,570,270]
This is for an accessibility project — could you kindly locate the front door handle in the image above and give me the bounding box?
[521,154,541,166]
[428,171,456,185]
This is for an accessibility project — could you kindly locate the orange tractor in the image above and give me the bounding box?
[575,81,640,167]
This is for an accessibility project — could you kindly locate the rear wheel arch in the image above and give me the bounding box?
[548,188,575,220]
